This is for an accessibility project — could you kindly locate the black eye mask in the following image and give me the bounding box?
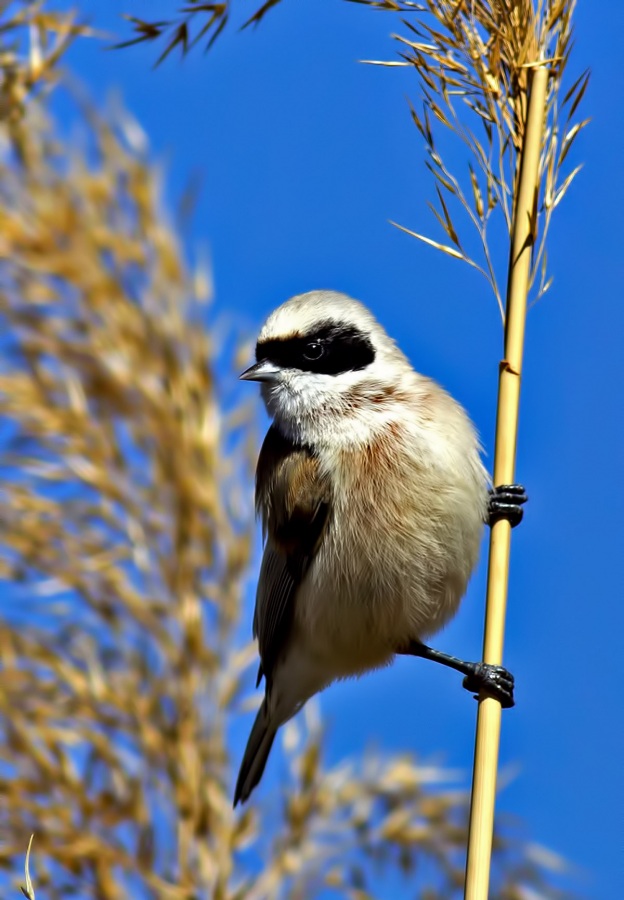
[256,320,376,376]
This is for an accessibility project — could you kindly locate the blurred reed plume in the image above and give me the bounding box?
[0,2,572,898]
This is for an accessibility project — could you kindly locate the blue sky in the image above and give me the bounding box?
[67,1,624,895]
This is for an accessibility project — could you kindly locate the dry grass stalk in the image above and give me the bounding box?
[359,2,586,898]
[0,3,573,898]
[20,835,36,899]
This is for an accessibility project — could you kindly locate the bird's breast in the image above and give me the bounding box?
[292,421,487,673]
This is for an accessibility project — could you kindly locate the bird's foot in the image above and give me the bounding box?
[462,663,515,708]
[488,484,528,528]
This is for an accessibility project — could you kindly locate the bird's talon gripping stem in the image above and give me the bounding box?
[462,663,515,708]
[400,642,516,709]
[488,483,528,528]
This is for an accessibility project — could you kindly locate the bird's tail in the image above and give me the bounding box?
[234,698,277,806]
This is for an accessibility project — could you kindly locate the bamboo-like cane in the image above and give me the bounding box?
[464,64,550,900]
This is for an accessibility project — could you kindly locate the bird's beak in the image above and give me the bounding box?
[239,361,281,383]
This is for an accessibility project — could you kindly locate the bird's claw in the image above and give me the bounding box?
[488,483,528,528]
[462,663,515,708]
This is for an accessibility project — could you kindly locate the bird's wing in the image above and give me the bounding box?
[253,425,331,687]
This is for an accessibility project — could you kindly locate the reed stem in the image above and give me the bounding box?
[464,63,550,900]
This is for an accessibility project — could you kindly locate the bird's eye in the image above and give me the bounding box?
[303,341,324,361]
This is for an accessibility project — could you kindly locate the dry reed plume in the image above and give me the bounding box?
[0,3,574,898]
[359,0,587,316]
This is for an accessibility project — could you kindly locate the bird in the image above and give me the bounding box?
[234,290,526,806]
